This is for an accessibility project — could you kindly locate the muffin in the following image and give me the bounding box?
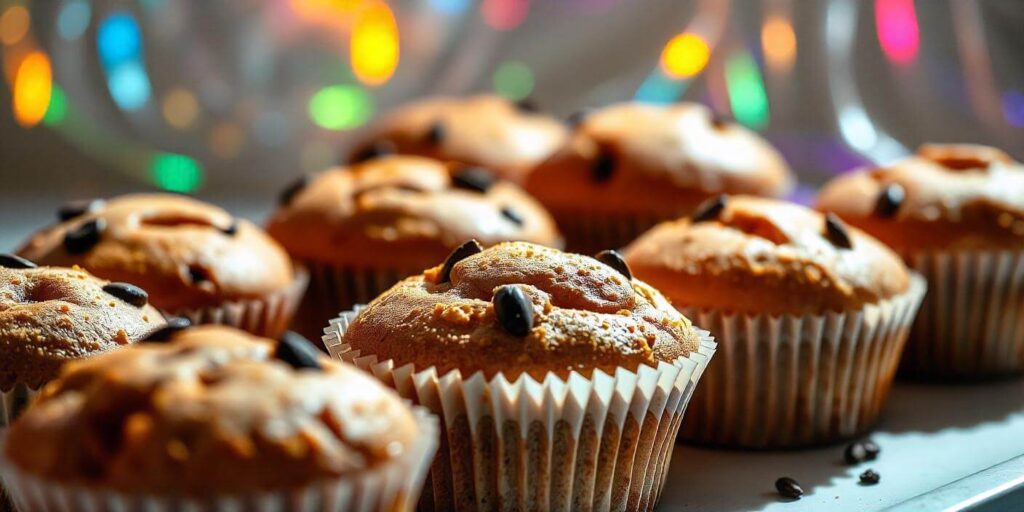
[347,94,568,183]
[323,241,716,511]
[267,155,562,339]
[817,144,1024,378]
[523,101,794,253]
[0,325,438,511]
[16,194,307,338]
[624,196,925,448]
[0,254,165,424]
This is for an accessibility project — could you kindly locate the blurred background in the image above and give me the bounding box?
[0,0,1022,236]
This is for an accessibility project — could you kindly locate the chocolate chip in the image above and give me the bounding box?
[438,239,483,284]
[824,213,853,249]
[350,140,396,163]
[863,439,881,459]
[452,167,496,193]
[279,175,311,206]
[221,220,239,236]
[874,184,905,218]
[595,249,632,280]
[844,440,880,464]
[0,254,37,269]
[501,207,524,226]
[142,317,191,343]
[58,198,104,221]
[187,265,210,284]
[859,469,880,485]
[709,111,730,129]
[63,218,105,254]
[567,108,592,127]
[692,194,727,223]
[425,121,445,144]
[275,331,322,370]
[102,282,149,308]
[775,477,804,499]
[493,285,534,337]
[514,98,539,113]
[592,152,616,183]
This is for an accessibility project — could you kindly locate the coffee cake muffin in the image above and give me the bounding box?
[0,255,164,424]
[0,325,438,511]
[16,194,307,338]
[348,95,568,183]
[267,155,562,339]
[818,144,1024,378]
[624,196,925,447]
[324,241,715,511]
[524,102,793,252]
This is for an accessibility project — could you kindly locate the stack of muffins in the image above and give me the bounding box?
[0,92,1021,511]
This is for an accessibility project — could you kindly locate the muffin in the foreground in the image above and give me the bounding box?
[347,94,568,183]
[524,101,793,253]
[818,144,1024,378]
[624,196,925,448]
[17,194,307,338]
[267,155,562,339]
[0,256,165,425]
[324,241,715,511]
[0,325,438,512]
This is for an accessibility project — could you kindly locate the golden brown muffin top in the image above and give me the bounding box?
[816,144,1024,252]
[17,194,296,311]
[523,102,793,217]
[266,155,563,268]
[5,325,420,496]
[623,196,911,316]
[0,260,164,390]
[342,241,700,379]
[348,95,568,183]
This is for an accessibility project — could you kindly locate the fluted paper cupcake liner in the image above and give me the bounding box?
[0,406,438,512]
[678,274,926,449]
[0,385,39,428]
[552,210,667,254]
[324,307,716,512]
[167,267,308,339]
[900,250,1024,379]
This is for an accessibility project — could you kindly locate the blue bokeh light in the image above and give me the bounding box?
[97,12,142,68]
[107,61,152,111]
[57,0,92,41]
[634,69,687,104]
[429,0,472,15]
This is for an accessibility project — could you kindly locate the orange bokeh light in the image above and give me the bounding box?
[762,15,797,71]
[13,51,52,127]
[351,2,399,86]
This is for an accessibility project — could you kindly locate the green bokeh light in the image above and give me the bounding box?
[493,61,534,101]
[725,52,770,129]
[308,85,374,131]
[43,85,68,126]
[150,153,203,193]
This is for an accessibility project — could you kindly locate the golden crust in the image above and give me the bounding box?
[17,194,296,311]
[523,102,793,217]
[0,266,164,390]
[5,326,420,496]
[623,196,911,316]
[266,156,563,268]
[342,242,700,379]
[816,144,1024,252]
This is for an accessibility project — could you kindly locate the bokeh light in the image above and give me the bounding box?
[762,15,796,72]
[482,0,529,31]
[43,84,68,126]
[493,61,534,101]
[634,69,685,104]
[308,84,374,130]
[351,2,399,86]
[151,153,203,192]
[725,52,769,129]
[107,61,152,110]
[209,122,245,158]
[430,0,471,15]
[98,12,152,111]
[162,88,200,129]
[875,0,919,65]
[1003,90,1024,128]
[659,33,710,79]
[0,5,30,46]
[13,51,52,127]
[57,0,92,41]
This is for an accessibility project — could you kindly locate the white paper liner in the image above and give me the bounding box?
[901,250,1024,378]
[677,274,926,449]
[166,267,309,338]
[0,406,439,512]
[0,384,39,428]
[323,307,716,512]
[553,210,667,254]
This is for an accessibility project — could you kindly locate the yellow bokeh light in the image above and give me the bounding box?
[0,5,30,46]
[762,15,797,71]
[13,51,52,127]
[351,2,399,86]
[162,87,200,129]
[660,33,710,79]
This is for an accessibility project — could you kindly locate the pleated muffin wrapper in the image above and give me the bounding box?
[679,273,926,449]
[552,210,668,254]
[167,267,309,339]
[0,384,40,428]
[0,406,439,512]
[324,307,717,512]
[900,249,1024,379]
